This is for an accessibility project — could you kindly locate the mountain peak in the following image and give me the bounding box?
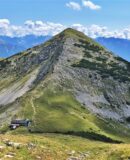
[59,27,88,39]
[1,27,130,143]
[55,28,106,54]
[62,28,83,34]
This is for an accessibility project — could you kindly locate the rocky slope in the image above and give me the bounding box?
[0,28,130,142]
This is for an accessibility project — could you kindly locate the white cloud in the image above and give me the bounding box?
[24,20,35,28]
[0,19,66,37]
[1,19,130,40]
[71,23,130,39]
[0,19,10,26]
[66,2,81,10]
[71,24,88,34]
[82,0,101,10]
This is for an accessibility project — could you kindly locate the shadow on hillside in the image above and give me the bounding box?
[62,131,123,144]
[31,130,123,144]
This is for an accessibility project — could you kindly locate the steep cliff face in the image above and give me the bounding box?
[1,28,130,141]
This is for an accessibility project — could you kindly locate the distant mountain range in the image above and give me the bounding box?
[0,35,130,62]
[0,35,51,58]
[96,37,130,61]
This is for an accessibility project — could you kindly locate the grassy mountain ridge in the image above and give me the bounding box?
[0,28,130,144]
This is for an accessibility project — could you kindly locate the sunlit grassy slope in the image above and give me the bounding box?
[1,133,130,160]
[3,83,128,144]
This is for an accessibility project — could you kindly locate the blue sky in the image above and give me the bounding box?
[0,0,130,38]
[0,0,130,29]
